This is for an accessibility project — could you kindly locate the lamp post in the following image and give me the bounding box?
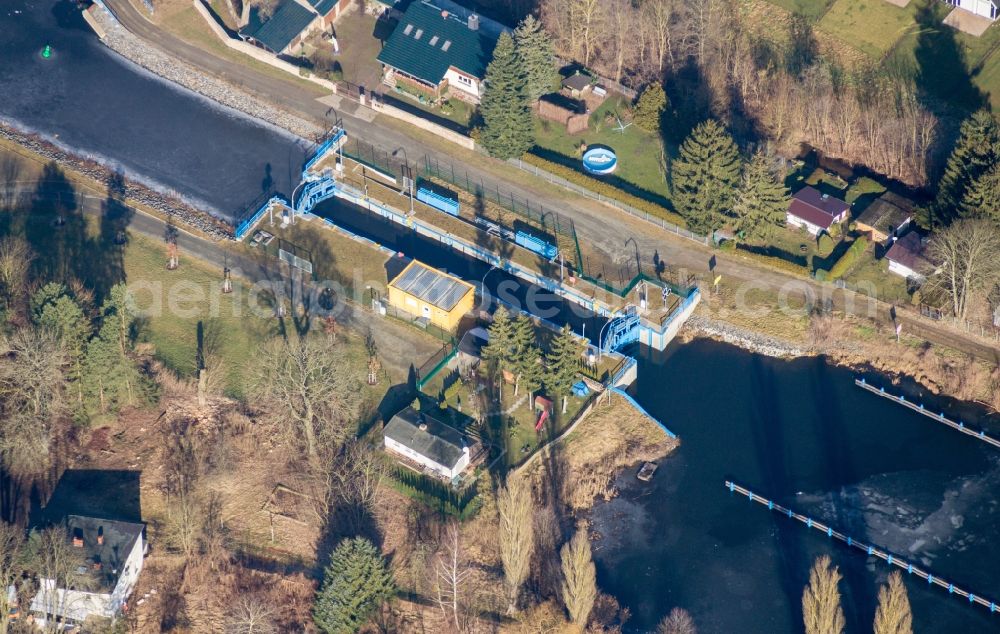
[480,265,499,311]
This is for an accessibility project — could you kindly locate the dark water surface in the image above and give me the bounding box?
[0,0,309,219]
[594,339,1000,633]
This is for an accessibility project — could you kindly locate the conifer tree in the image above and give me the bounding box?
[733,151,790,242]
[933,109,1000,228]
[483,306,515,399]
[802,555,845,634]
[480,32,534,160]
[873,571,913,634]
[544,324,583,414]
[634,83,668,134]
[83,283,143,414]
[670,119,742,235]
[519,348,544,409]
[959,161,1000,226]
[313,537,395,634]
[510,314,536,396]
[514,15,558,102]
[32,284,91,407]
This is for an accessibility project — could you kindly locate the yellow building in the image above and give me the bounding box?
[387,260,476,332]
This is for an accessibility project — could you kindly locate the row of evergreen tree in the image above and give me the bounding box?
[930,109,1000,229]
[481,306,584,415]
[671,119,791,239]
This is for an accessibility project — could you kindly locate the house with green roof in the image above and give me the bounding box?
[377,0,507,103]
[238,0,349,55]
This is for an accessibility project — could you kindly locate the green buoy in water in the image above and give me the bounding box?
[41,45,52,59]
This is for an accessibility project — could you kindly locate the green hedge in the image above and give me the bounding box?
[389,466,480,520]
[521,153,688,229]
[828,236,869,280]
[733,245,811,277]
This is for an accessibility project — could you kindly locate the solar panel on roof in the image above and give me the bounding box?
[391,262,471,311]
[441,40,451,51]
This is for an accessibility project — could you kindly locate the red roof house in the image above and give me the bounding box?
[787,186,850,235]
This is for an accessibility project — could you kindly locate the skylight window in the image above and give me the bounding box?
[414,29,423,39]
[430,35,439,46]
[403,24,413,35]
[442,40,452,51]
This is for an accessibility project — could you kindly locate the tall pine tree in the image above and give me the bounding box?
[932,109,1000,228]
[313,537,395,634]
[514,15,558,102]
[510,314,536,396]
[670,119,741,235]
[83,283,144,415]
[544,324,583,414]
[959,161,1000,226]
[482,306,516,399]
[480,32,534,160]
[633,83,668,134]
[733,151,790,242]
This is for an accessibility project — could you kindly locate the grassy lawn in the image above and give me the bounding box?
[423,368,587,467]
[880,0,1000,111]
[844,176,886,205]
[532,95,669,200]
[385,90,476,128]
[840,251,911,302]
[818,0,917,58]
[125,233,280,398]
[766,0,838,20]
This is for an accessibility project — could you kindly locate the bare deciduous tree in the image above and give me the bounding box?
[435,523,472,632]
[874,571,913,634]
[498,476,534,613]
[250,336,361,460]
[802,555,845,634]
[0,521,24,634]
[225,595,277,634]
[0,237,33,320]
[560,527,597,627]
[26,526,94,633]
[657,607,697,634]
[926,220,1000,321]
[0,328,67,475]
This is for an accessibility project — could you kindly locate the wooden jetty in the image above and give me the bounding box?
[724,480,999,615]
[637,462,657,482]
[855,378,1000,450]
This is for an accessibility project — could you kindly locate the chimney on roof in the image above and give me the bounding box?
[97,526,104,546]
[468,14,479,30]
[441,10,448,18]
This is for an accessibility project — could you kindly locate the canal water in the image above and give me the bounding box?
[593,339,1000,633]
[0,0,310,220]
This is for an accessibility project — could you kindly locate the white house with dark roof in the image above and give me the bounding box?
[787,186,850,235]
[885,232,932,281]
[31,516,146,628]
[384,407,471,479]
[376,1,509,102]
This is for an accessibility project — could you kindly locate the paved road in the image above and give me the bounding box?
[99,0,1000,364]
[3,177,441,380]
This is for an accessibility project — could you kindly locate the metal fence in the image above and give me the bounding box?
[507,156,710,248]
[422,155,577,241]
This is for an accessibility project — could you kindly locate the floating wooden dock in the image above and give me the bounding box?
[855,378,1000,450]
[637,462,657,482]
[724,480,999,615]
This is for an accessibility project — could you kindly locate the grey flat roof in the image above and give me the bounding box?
[385,407,467,469]
[390,261,472,311]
